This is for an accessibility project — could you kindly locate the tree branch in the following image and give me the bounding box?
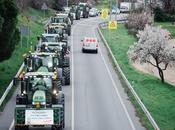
[146,60,157,68]
[162,63,168,70]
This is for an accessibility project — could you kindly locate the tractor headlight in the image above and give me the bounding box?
[22,90,26,95]
[53,89,57,95]
[40,101,46,105]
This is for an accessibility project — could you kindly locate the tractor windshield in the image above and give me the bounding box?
[52,17,65,23]
[47,44,61,52]
[42,36,59,42]
[29,77,52,91]
[33,56,53,69]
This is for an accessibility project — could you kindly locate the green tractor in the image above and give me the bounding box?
[39,42,70,86]
[79,2,90,18]
[63,7,74,24]
[45,24,68,42]
[70,5,81,20]
[50,14,71,36]
[37,33,69,52]
[14,72,65,130]
[23,52,70,86]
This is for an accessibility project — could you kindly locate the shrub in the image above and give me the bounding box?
[154,7,175,22]
[125,10,153,36]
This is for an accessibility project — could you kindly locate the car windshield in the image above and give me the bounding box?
[121,6,128,9]
[90,9,95,12]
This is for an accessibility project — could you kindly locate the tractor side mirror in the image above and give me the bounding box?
[21,81,26,94]
[13,77,18,86]
[37,36,40,41]
[24,58,27,65]
[34,45,37,51]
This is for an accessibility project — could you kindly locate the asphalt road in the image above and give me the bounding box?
[0,15,145,130]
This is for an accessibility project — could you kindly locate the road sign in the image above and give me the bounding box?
[101,9,108,19]
[108,21,117,30]
[41,3,48,10]
[20,25,30,36]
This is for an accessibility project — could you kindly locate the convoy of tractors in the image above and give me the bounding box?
[13,2,92,130]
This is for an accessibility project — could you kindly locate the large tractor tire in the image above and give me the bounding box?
[15,125,28,130]
[68,29,71,36]
[62,67,70,85]
[52,125,63,130]
[63,57,70,67]
[56,80,62,91]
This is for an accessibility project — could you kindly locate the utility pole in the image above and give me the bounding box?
[67,0,68,7]
[109,0,112,20]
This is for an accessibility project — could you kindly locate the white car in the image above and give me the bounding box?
[82,37,98,53]
[89,8,98,17]
[112,8,120,14]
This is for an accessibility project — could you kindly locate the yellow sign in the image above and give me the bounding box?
[108,21,117,30]
[101,9,108,19]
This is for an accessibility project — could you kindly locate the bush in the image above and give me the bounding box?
[125,10,153,36]
[154,7,175,22]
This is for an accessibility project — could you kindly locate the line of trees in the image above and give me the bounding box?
[161,0,175,14]
[16,0,68,11]
[0,0,68,62]
[0,0,20,61]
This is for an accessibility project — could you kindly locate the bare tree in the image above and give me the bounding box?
[128,25,175,83]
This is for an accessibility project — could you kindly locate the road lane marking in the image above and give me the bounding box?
[94,29,136,130]
[71,23,75,130]
[8,119,14,130]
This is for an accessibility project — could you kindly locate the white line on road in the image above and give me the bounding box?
[71,24,75,130]
[94,29,136,130]
[8,119,14,130]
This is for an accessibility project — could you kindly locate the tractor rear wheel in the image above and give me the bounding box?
[62,67,70,85]
[63,57,70,67]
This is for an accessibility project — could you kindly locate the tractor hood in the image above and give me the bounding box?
[32,90,46,103]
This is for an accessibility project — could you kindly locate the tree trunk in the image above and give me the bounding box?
[157,67,164,83]
[155,58,165,83]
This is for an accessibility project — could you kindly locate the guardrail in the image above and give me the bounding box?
[0,63,24,108]
[97,24,160,130]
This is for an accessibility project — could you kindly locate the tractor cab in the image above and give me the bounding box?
[45,24,68,41]
[23,52,61,72]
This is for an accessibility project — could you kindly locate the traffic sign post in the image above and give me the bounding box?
[41,3,48,18]
[108,21,117,30]
[101,9,108,19]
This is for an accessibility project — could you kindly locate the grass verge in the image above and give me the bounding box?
[0,7,55,110]
[155,22,175,38]
[101,24,175,130]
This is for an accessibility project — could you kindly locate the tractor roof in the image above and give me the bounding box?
[42,42,66,45]
[55,13,68,17]
[48,24,64,28]
[42,33,59,37]
[25,72,55,78]
[30,52,57,57]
